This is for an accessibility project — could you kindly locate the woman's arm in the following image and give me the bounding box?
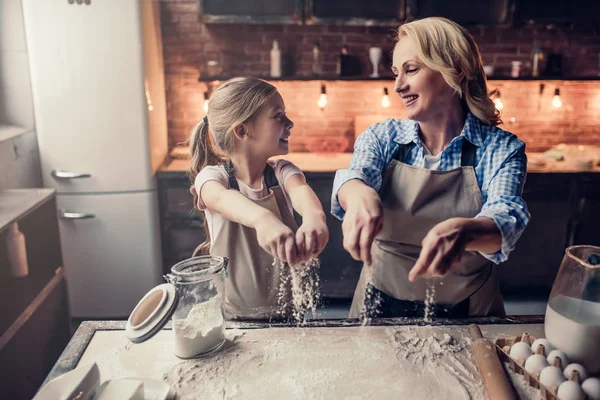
[201,180,299,264]
[332,123,394,265]
[408,137,530,281]
[286,174,329,260]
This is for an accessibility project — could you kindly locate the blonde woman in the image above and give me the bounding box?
[189,77,328,320]
[333,17,530,318]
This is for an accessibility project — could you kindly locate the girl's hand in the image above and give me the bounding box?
[408,218,469,282]
[296,213,329,263]
[254,214,299,265]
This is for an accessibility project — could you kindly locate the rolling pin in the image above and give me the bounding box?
[469,324,516,400]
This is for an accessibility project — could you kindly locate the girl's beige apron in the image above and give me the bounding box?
[210,163,298,320]
[349,140,505,318]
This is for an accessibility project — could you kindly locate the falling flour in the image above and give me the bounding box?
[276,258,320,323]
[172,297,226,358]
[424,281,436,322]
[361,267,382,326]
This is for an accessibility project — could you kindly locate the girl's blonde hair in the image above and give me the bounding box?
[398,17,501,126]
[188,76,278,254]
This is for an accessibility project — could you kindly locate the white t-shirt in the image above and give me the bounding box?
[422,145,442,171]
[194,159,304,249]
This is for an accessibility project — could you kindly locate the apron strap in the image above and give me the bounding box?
[225,160,279,191]
[461,139,477,167]
[392,139,476,167]
[392,143,415,162]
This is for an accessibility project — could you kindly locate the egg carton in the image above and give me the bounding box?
[494,335,559,400]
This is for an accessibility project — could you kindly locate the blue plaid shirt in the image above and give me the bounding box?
[332,112,530,264]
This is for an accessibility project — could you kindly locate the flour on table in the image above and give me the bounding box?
[162,326,484,400]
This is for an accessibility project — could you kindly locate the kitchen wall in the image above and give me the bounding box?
[0,0,41,189]
[160,0,600,153]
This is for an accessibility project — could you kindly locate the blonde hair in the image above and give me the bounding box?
[188,77,278,254]
[398,17,501,126]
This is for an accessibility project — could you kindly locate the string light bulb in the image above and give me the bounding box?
[317,84,327,109]
[493,91,504,111]
[552,88,562,109]
[203,92,210,113]
[381,87,390,108]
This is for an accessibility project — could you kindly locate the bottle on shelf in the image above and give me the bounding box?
[6,222,29,278]
[311,41,323,76]
[337,45,350,77]
[270,40,281,78]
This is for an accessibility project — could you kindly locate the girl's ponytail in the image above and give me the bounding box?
[188,118,220,255]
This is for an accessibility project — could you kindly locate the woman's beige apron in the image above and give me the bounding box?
[349,140,505,318]
[210,162,298,320]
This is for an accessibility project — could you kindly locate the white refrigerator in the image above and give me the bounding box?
[22,0,168,318]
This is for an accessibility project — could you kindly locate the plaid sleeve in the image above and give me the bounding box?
[331,124,391,220]
[476,138,531,264]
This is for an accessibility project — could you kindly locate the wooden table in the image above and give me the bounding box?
[42,316,545,399]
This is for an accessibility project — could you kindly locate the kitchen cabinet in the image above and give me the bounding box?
[514,0,600,25]
[157,174,205,274]
[198,0,303,24]
[405,0,512,26]
[572,175,600,247]
[304,0,405,26]
[496,173,574,298]
[0,190,71,400]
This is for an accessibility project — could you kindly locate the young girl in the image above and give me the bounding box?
[188,77,329,320]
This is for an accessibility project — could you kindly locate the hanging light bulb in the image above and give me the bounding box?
[552,88,562,109]
[203,92,210,113]
[317,84,327,109]
[381,87,390,108]
[493,91,504,111]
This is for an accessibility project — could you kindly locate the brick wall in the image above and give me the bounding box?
[160,0,600,153]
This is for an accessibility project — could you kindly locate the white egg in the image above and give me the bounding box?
[563,363,588,381]
[531,338,554,356]
[582,377,600,400]
[557,380,584,400]
[510,341,534,362]
[547,349,570,370]
[525,354,550,376]
[540,365,566,390]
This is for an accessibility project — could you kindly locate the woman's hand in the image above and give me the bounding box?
[254,213,299,265]
[340,181,384,266]
[296,213,329,263]
[408,218,470,282]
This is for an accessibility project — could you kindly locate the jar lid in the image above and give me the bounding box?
[125,283,179,343]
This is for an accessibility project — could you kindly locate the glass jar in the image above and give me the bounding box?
[166,256,227,359]
[545,245,600,374]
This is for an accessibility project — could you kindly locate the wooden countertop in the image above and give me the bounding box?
[0,189,55,233]
[159,152,600,175]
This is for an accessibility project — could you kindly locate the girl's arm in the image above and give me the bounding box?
[201,180,299,264]
[286,174,329,260]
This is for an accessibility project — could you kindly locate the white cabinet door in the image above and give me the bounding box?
[57,191,162,318]
[22,0,156,193]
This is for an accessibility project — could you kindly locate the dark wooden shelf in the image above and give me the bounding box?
[199,75,397,82]
[199,75,600,83]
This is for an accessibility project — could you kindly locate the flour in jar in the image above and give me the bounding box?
[172,297,225,358]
